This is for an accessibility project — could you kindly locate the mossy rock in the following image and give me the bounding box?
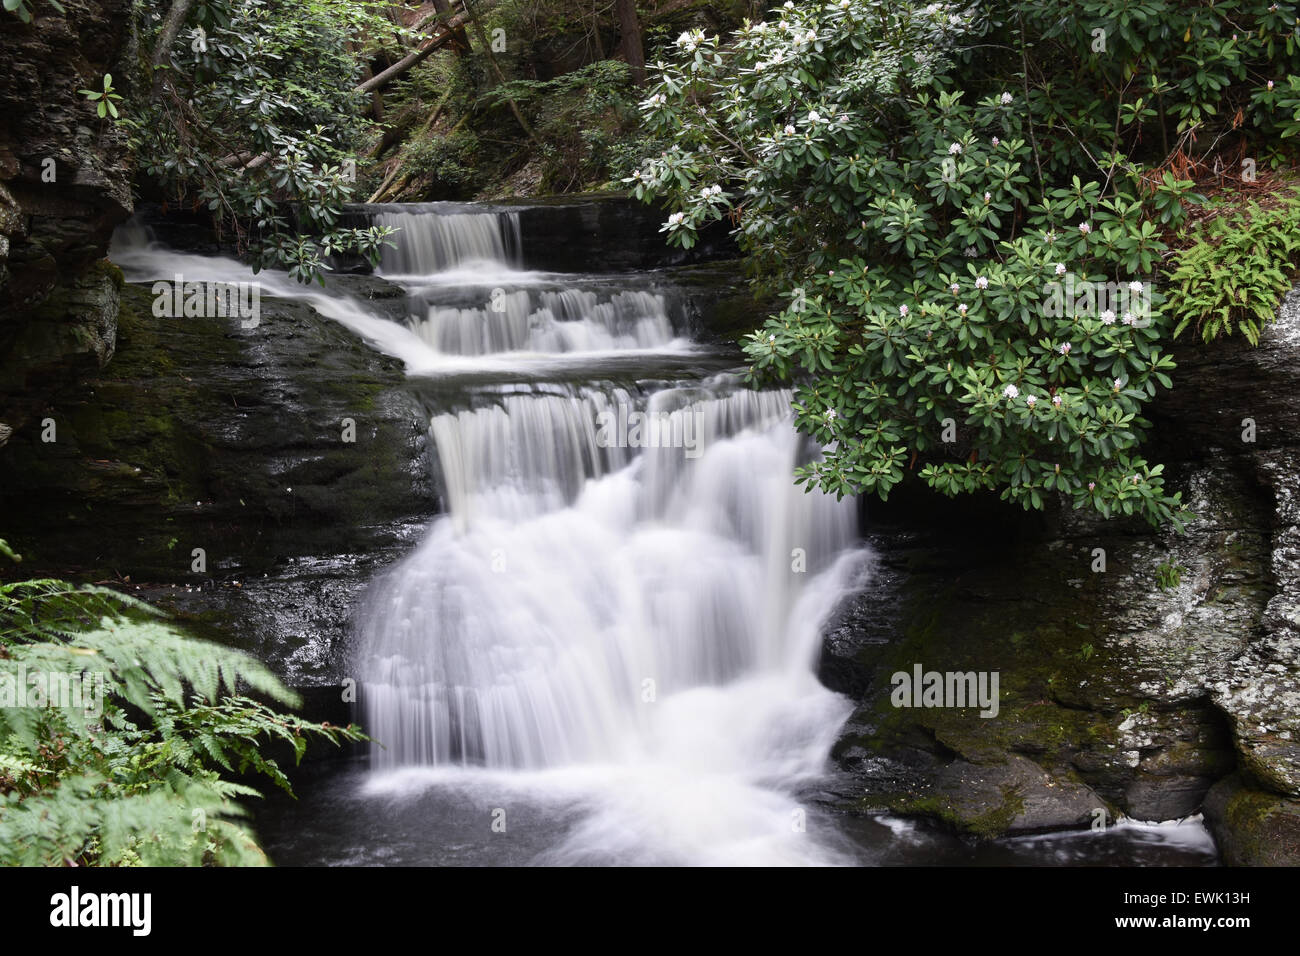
[1203,773,1300,865]
[0,279,435,581]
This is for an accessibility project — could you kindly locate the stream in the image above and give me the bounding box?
[111,201,1219,866]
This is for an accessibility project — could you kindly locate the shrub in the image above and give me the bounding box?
[125,0,402,282]
[629,0,1300,526]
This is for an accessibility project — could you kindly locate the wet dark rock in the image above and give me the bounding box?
[0,0,137,441]
[821,286,1300,859]
[1203,773,1300,866]
[0,279,437,688]
[505,193,738,271]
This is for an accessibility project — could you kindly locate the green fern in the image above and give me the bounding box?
[1169,190,1300,346]
[0,547,364,866]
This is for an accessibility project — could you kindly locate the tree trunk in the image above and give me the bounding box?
[462,0,544,147]
[224,1,495,170]
[226,6,486,170]
[614,0,646,87]
[431,0,472,56]
[356,11,473,94]
[150,0,199,96]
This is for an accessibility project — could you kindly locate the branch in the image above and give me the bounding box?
[357,10,472,94]
[151,0,199,96]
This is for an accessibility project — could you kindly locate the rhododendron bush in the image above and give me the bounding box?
[629,0,1300,527]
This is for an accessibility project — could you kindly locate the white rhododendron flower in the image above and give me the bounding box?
[677,30,704,52]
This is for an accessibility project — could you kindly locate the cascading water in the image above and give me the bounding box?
[112,209,868,862]
[109,205,1222,867]
[371,205,522,274]
[361,383,863,770]
[351,208,871,864]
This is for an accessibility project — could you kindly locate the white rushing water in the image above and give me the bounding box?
[112,210,870,865]
[109,216,696,379]
[371,205,522,276]
[355,210,870,865]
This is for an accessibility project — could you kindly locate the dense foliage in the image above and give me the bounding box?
[363,9,654,199]
[127,0,401,281]
[0,543,362,866]
[631,0,1300,526]
[1169,187,1300,343]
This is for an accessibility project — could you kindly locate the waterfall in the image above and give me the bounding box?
[407,288,681,356]
[110,205,869,865]
[360,383,863,771]
[354,204,869,864]
[371,205,522,274]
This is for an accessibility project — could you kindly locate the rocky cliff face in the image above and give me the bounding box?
[0,274,437,687]
[0,0,137,446]
[822,287,1300,863]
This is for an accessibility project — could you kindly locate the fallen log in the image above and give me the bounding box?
[224,2,491,171]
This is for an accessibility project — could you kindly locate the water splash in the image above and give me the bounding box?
[359,386,865,773]
[344,205,870,864]
[111,205,870,865]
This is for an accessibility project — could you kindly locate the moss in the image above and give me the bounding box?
[1220,786,1298,862]
[93,257,126,292]
[885,784,1027,840]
